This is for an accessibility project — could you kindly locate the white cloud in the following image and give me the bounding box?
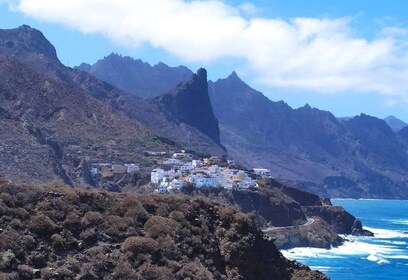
[6,0,408,100]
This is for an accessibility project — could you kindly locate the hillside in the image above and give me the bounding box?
[0,25,224,158]
[0,182,327,280]
[0,57,168,185]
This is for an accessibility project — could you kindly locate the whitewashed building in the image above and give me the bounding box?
[151,169,165,184]
[125,164,139,174]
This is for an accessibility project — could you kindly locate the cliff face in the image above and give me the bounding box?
[191,178,371,249]
[0,183,328,280]
[156,68,221,145]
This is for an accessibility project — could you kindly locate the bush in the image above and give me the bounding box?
[175,262,214,280]
[0,250,16,271]
[82,211,105,228]
[122,236,159,260]
[29,214,57,236]
[138,263,173,280]
[144,216,180,239]
[17,265,33,280]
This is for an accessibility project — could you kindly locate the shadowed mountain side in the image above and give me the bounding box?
[156,68,221,145]
[384,115,408,132]
[209,72,408,199]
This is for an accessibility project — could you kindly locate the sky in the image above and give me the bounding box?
[1,0,408,122]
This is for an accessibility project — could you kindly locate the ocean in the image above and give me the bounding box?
[281,199,408,280]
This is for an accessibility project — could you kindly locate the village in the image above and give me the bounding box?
[88,150,272,194]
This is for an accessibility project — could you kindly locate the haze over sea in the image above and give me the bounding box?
[282,199,408,280]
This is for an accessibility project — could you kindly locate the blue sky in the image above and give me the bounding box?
[1,0,408,122]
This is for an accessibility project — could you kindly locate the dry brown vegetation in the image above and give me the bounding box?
[0,182,327,280]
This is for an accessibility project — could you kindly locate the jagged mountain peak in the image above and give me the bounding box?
[157,68,221,145]
[384,115,408,132]
[0,25,60,64]
[76,53,193,97]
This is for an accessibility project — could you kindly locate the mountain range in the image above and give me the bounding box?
[0,25,224,185]
[2,25,408,199]
[80,50,408,199]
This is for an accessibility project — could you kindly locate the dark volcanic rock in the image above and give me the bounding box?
[231,189,307,227]
[302,205,373,236]
[157,68,221,145]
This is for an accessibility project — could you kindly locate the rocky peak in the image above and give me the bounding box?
[0,25,60,64]
[156,68,221,145]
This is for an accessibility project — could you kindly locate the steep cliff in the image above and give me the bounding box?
[156,68,221,145]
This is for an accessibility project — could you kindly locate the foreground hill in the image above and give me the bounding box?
[0,182,327,280]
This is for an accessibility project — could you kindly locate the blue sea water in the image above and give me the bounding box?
[281,199,408,280]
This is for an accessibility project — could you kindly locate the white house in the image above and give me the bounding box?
[253,168,271,178]
[168,179,185,192]
[151,169,165,184]
[236,179,258,189]
[125,164,139,174]
[163,158,182,165]
[192,160,203,168]
[180,162,193,172]
[188,174,220,188]
[90,167,99,176]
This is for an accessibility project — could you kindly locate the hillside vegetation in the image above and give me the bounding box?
[0,181,327,280]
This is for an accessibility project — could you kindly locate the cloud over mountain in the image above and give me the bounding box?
[6,0,408,101]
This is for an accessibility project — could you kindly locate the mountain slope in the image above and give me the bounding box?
[77,53,193,97]
[0,57,167,184]
[209,72,408,199]
[0,25,224,156]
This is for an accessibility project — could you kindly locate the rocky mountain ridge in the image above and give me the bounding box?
[79,50,408,198]
[77,53,193,97]
[0,25,225,185]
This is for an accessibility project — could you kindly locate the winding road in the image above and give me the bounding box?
[262,218,315,233]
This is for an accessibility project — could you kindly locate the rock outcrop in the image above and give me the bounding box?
[157,68,221,145]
